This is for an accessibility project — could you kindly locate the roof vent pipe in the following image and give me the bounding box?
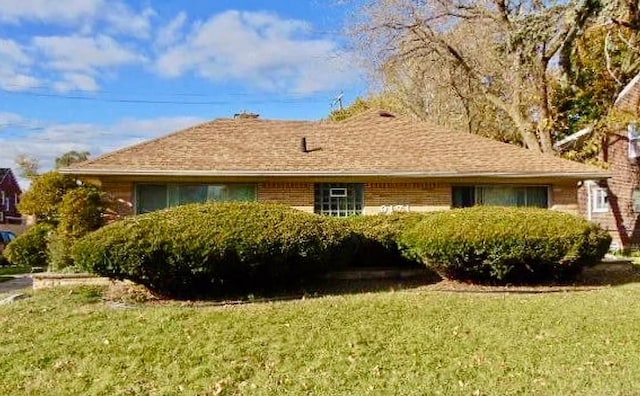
[300,137,308,153]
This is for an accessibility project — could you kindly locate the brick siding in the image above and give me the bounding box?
[550,184,580,215]
[364,183,450,214]
[579,134,640,249]
[99,180,580,218]
[258,182,314,212]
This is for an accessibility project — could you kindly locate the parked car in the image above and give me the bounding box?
[0,230,16,256]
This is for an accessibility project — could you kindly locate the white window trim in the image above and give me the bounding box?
[633,188,640,213]
[591,186,609,213]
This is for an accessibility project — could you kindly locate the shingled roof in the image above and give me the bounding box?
[0,168,22,193]
[615,73,640,113]
[64,110,609,180]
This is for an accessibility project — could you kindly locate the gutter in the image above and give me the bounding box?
[59,168,612,180]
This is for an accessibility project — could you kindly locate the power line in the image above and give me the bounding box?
[1,90,333,105]
[1,82,336,98]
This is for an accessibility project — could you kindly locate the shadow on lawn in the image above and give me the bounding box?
[106,265,640,305]
[416,265,640,295]
[213,272,443,305]
[107,270,443,306]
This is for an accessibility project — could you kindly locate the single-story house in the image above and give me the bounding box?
[555,73,640,250]
[0,168,22,225]
[62,109,609,218]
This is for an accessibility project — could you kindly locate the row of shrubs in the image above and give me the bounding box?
[4,202,611,297]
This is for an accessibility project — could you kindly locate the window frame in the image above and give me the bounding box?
[633,188,640,213]
[314,183,364,217]
[452,185,550,209]
[134,183,257,214]
[591,186,609,213]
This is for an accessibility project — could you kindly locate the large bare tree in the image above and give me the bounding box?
[351,0,605,153]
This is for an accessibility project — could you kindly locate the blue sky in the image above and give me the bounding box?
[0,0,367,185]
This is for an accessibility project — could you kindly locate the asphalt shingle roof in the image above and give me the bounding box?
[66,110,608,179]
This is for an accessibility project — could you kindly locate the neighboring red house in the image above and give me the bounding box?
[0,168,22,224]
[557,73,640,250]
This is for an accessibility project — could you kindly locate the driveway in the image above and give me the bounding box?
[0,275,32,294]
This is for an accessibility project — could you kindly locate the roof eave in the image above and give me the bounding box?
[59,168,611,180]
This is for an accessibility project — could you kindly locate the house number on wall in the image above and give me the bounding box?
[380,205,410,214]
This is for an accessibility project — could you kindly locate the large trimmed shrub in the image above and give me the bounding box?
[74,202,356,297]
[342,212,425,268]
[400,206,611,284]
[4,223,54,268]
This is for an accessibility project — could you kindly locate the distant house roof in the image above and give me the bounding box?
[63,110,609,180]
[553,127,593,151]
[614,73,640,113]
[0,168,22,193]
[556,73,640,150]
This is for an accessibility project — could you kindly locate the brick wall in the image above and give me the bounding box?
[579,134,640,249]
[256,182,451,214]
[258,182,314,212]
[98,180,581,219]
[550,184,580,215]
[363,183,450,214]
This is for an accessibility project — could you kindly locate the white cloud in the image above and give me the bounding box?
[0,0,102,24]
[155,10,357,94]
[0,38,30,64]
[0,112,25,127]
[53,73,99,92]
[33,34,144,73]
[0,114,205,188]
[155,12,188,49]
[0,37,39,91]
[103,4,156,39]
[0,0,154,38]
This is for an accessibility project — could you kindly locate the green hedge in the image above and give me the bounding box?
[341,213,425,268]
[399,206,611,284]
[74,202,356,297]
[4,224,54,268]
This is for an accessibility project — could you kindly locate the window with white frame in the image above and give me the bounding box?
[629,123,640,159]
[633,189,640,213]
[591,186,609,213]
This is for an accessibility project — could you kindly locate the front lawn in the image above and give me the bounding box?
[0,265,41,276]
[2,284,640,395]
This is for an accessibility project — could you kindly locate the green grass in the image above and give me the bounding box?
[2,285,640,395]
[0,265,38,276]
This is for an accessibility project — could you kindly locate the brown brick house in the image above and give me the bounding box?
[564,74,640,250]
[0,168,22,224]
[62,109,608,219]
